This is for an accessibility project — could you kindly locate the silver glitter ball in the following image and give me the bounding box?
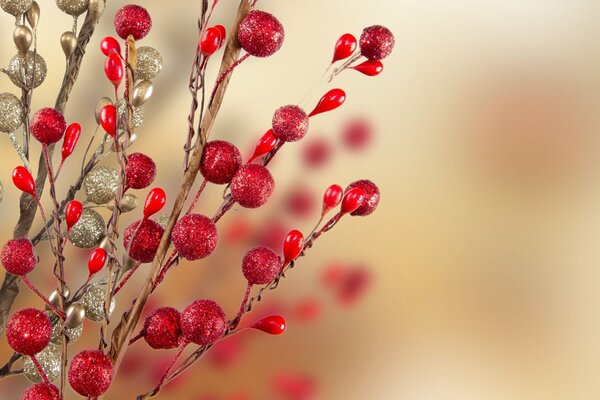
[68,208,105,248]
[50,319,83,344]
[84,165,119,205]
[154,213,170,229]
[55,0,89,16]
[116,99,144,129]
[0,93,24,133]
[0,0,32,16]
[23,343,61,383]
[135,46,163,81]
[6,51,47,89]
[81,285,115,322]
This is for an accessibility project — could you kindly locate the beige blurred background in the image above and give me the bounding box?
[2,0,600,399]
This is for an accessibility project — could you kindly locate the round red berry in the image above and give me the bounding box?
[21,383,59,400]
[68,350,113,397]
[6,308,51,356]
[123,219,164,263]
[230,164,275,209]
[359,25,395,61]
[242,246,280,285]
[1,238,36,276]
[171,214,218,261]
[143,307,182,350]
[126,152,156,189]
[180,299,227,346]
[272,105,309,142]
[30,108,66,145]
[346,180,380,216]
[200,141,242,184]
[238,11,285,58]
[114,4,152,41]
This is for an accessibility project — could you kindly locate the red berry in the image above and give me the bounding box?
[285,186,315,218]
[238,11,285,58]
[352,60,384,76]
[30,108,66,145]
[248,129,278,163]
[114,4,152,41]
[332,33,357,63]
[65,200,83,229]
[200,27,222,56]
[242,246,280,285]
[359,25,395,61]
[104,53,124,88]
[322,184,343,216]
[12,166,36,196]
[100,36,121,56]
[252,315,286,335]
[180,299,227,346]
[143,307,182,350]
[68,350,113,397]
[143,187,166,219]
[99,104,117,137]
[214,24,226,46]
[123,219,164,263]
[126,152,157,189]
[6,308,51,355]
[308,89,346,118]
[341,187,365,215]
[283,230,304,265]
[87,247,107,275]
[1,238,36,276]
[272,105,309,142]
[346,180,380,216]
[342,117,373,151]
[61,123,81,162]
[171,214,218,261]
[231,164,275,209]
[21,383,59,400]
[302,137,332,169]
[200,141,242,184]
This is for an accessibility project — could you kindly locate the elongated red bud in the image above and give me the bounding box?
[332,33,357,63]
[341,187,365,215]
[248,129,278,163]
[104,53,124,88]
[214,24,226,47]
[252,315,286,335]
[65,200,83,229]
[62,123,81,162]
[144,188,166,219]
[99,104,117,137]
[88,248,107,275]
[322,184,343,216]
[12,166,36,197]
[283,229,304,266]
[308,89,346,118]
[352,60,384,76]
[100,36,121,56]
[200,27,222,56]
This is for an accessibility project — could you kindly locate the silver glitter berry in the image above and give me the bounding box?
[68,208,105,248]
[154,213,170,229]
[84,165,119,205]
[50,319,83,344]
[0,93,24,133]
[55,0,89,16]
[23,343,61,383]
[0,0,32,16]
[6,51,47,89]
[116,99,144,129]
[135,46,163,81]
[81,285,115,322]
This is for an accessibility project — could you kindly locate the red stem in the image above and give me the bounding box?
[129,330,144,346]
[186,178,207,214]
[209,53,250,104]
[231,283,252,329]
[31,354,50,384]
[113,262,142,295]
[22,276,65,319]
[152,342,188,395]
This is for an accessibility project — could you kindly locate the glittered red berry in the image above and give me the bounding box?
[143,187,166,219]
[114,4,152,41]
[143,307,182,350]
[1,238,36,276]
[200,27,222,56]
[99,104,117,137]
[6,308,51,355]
[12,166,36,196]
[272,105,309,142]
[30,108,66,145]
[21,383,59,400]
[123,219,164,263]
[126,152,156,189]
[248,129,278,163]
[283,230,304,265]
[88,247,107,275]
[68,350,114,397]
[171,214,218,261]
[242,246,280,285]
[104,52,124,88]
[332,33,357,63]
[230,164,275,209]
[359,25,395,61]
[346,179,380,216]
[238,10,285,58]
[61,123,81,162]
[352,60,384,76]
[65,200,83,229]
[100,36,121,56]
[252,315,286,335]
[322,184,343,216]
[308,88,346,118]
[341,187,365,215]
[200,140,242,184]
[180,299,227,346]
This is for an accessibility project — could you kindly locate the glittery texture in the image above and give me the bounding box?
[7,51,47,89]
[68,350,113,397]
[30,108,66,145]
[123,219,164,262]
[272,105,309,142]
[238,10,285,58]
[50,314,83,344]
[0,92,24,133]
[68,209,105,248]
[0,0,32,16]
[23,343,61,383]
[84,165,119,205]
[125,152,156,189]
[135,46,163,81]
[1,238,36,276]
[230,164,275,208]
[6,308,51,355]
[117,193,139,213]
[200,140,242,184]
[81,286,115,322]
[154,213,170,229]
[116,98,144,128]
[180,299,227,346]
[143,307,182,350]
[359,25,395,61]
[171,214,218,261]
[114,4,152,40]
[346,179,380,216]
[21,383,59,400]
[55,0,89,16]
[242,246,280,285]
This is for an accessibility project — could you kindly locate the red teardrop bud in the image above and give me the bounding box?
[322,184,343,216]
[100,36,121,57]
[62,123,81,162]
[12,166,36,197]
[248,129,278,163]
[308,89,346,118]
[214,24,226,46]
[200,27,222,56]
[104,53,124,88]
[88,247,107,275]
[332,33,357,63]
[352,60,384,76]
[341,187,365,215]
[283,229,304,265]
[65,200,83,229]
[143,188,166,219]
[99,104,117,137]
[252,315,286,335]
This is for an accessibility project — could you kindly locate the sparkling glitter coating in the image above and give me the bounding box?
[180,299,227,346]
[21,383,59,400]
[123,219,164,262]
[114,4,152,40]
[238,10,285,58]
[272,105,309,142]
[55,0,89,16]
[68,350,113,397]
[171,214,218,261]
[116,98,144,128]
[30,108,66,145]
[7,51,47,89]
[230,164,275,208]
[200,140,242,184]
[23,343,61,383]
[154,213,170,229]
[0,92,24,133]
[135,46,163,80]
[242,246,280,285]
[6,308,51,355]
[126,152,156,189]
[81,286,115,322]
[84,165,119,205]
[346,179,380,216]
[0,0,32,16]
[50,318,82,344]
[359,25,395,61]
[68,209,105,248]
[143,307,182,349]
[1,238,36,276]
